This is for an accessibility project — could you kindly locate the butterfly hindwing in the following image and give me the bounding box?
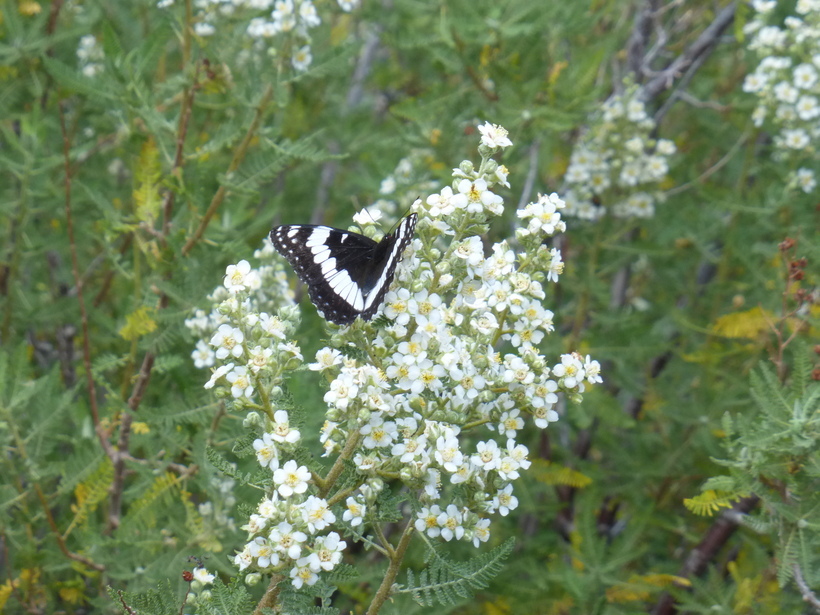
[270,213,417,325]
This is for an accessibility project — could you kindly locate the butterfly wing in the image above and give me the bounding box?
[270,213,417,325]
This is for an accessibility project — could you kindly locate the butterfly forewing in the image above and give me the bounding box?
[270,213,417,325]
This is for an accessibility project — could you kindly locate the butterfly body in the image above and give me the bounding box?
[270,213,418,325]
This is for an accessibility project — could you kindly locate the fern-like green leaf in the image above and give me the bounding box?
[198,577,254,615]
[400,538,515,607]
[108,580,180,615]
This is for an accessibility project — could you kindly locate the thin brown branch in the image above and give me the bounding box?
[651,495,760,615]
[641,3,736,104]
[793,563,820,613]
[365,519,415,615]
[626,0,661,77]
[253,574,285,615]
[58,102,115,459]
[311,27,382,225]
[34,483,104,571]
[182,84,274,256]
[162,62,200,236]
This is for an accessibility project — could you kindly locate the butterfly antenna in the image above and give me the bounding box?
[386,197,420,233]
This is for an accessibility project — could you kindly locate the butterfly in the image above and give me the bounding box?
[270,213,418,325]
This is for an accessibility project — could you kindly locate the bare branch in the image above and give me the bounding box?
[641,3,736,104]
[651,495,760,615]
[793,563,820,613]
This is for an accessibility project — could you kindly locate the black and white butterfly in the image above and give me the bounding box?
[270,213,418,325]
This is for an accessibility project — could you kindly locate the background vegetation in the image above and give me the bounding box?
[0,0,818,613]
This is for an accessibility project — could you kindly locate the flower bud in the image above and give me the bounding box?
[458,160,474,175]
[243,412,262,428]
[245,573,262,586]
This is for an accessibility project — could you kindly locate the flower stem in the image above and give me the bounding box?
[365,519,415,615]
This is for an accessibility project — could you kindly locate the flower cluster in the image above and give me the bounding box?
[158,0,359,72]
[192,122,600,590]
[185,242,298,395]
[184,566,217,609]
[77,34,104,77]
[742,0,820,193]
[562,86,676,220]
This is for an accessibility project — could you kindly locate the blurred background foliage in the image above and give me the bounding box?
[0,0,818,613]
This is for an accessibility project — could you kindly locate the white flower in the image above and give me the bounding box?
[299,0,321,27]
[306,532,347,571]
[210,324,245,359]
[258,313,286,340]
[241,513,268,536]
[343,496,366,526]
[583,355,603,384]
[194,22,216,37]
[492,484,518,516]
[272,460,311,498]
[518,193,565,237]
[270,521,307,559]
[546,248,564,283]
[796,95,820,120]
[271,410,301,444]
[656,139,676,156]
[247,345,273,373]
[471,440,501,471]
[456,178,504,216]
[796,168,817,193]
[360,415,398,449]
[292,45,312,72]
[352,207,383,226]
[323,373,358,410]
[472,518,491,547]
[253,432,280,469]
[248,536,279,568]
[478,122,513,149]
[309,347,343,371]
[435,434,464,473]
[191,340,215,369]
[383,288,412,325]
[234,544,253,571]
[277,341,303,361]
[204,362,234,389]
[752,0,776,11]
[290,559,318,588]
[192,567,215,585]
[782,128,810,150]
[338,0,360,10]
[774,81,799,104]
[794,63,818,89]
[415,505,443,537]
[379,176,396,194]
[224,260,260,293]
[426,186,467,217]
[626,98,647,122]
[226,365,253,398]
[498,409,524,439]
[437,504,465,541]
[301,495,336,533]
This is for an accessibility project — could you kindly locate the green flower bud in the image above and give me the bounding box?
[243,412,262,428]
[459,160,474,175]
[245,573,262,586]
